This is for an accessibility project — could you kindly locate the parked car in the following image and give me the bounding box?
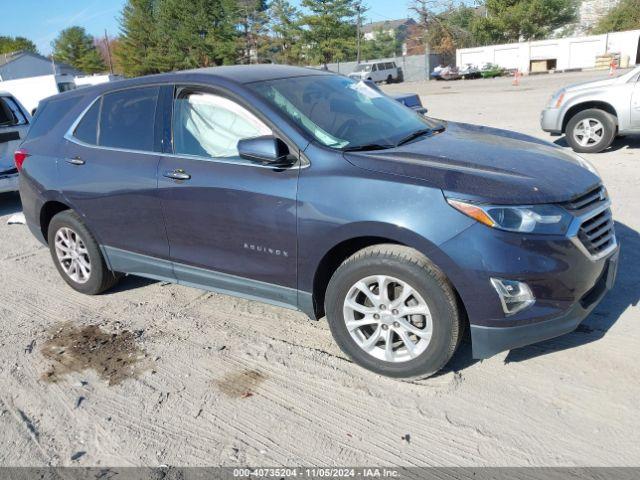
[0,92,30,193]
[541,65,640,153]
[459,63,482,80]
[480,63,504,78]
[18,65,618,379]
[362,79,428,115]
[348,61,401,84]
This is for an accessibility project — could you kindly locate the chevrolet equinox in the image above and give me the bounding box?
[17,66,619,379]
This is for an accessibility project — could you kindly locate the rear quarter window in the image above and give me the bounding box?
[24,96,81,141]
[73,99,101,145]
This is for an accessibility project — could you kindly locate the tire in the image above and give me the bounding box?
[386,75,393,84]
[325,244,463,380]
[565,108,616,153]
[47,210,120,295]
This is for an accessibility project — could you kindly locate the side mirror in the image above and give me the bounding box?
[237,135,292,165]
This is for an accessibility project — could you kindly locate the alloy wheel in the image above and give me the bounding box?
[573,118,605,147]
[343,275,433,363]
[54,227,92,284]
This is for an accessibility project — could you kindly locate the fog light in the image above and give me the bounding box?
[490,278,535,316]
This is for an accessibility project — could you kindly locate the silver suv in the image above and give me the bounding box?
[541,66,640,153]
[0,92,30,193]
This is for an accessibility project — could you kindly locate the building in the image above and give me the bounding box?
[362,19,417,55]
[0,51,80,82]
[456,29,640,73]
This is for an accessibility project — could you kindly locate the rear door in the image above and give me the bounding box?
[157,85,299,303]
[0,95,29,175]
[631,77,640,128]
[62,86,172,279]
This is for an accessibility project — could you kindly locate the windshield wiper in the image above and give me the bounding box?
[342,143,395,152]
[395,128,434,147]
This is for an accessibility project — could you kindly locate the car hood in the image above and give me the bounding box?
[344,121,601,204]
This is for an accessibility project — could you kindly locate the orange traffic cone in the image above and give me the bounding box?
[512,69,521,86]
[609,59,617,76]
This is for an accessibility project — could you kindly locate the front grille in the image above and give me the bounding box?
[563,185,606,211]
[578,209,616,256]
[563,185,616,258]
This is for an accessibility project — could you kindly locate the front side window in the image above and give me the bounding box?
[172,90,271,159]
[0,97,27,127]
[249,75,440,150]
[99,86,160,151]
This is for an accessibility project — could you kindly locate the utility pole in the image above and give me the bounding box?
[104,29,114,74]
[356,3,362,64]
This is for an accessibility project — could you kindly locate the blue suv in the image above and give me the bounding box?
[17,66,619,379]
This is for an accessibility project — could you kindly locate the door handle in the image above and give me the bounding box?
[65,157,85,166]
[163,169,191,181]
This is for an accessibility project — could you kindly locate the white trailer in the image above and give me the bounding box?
[0,73,77,114]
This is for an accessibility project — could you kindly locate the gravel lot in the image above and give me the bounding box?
[1,70,638,467]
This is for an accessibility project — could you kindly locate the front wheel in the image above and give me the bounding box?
[325,245,463,379]
[48,210,121,295]
[565,108,617,153]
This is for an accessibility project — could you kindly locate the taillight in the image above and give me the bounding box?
[14,149,30,172]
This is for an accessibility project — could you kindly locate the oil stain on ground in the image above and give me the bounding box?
[215,370,266,398]
[41,322,151,385]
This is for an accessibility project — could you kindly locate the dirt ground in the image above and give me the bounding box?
[1,70,639,467]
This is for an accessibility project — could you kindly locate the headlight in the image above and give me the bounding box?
[447,199,572,235]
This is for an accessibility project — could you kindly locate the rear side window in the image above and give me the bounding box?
[0,97,27,127]
[73,99,101,145]
[24,96,81,141]
[99,87,159,151]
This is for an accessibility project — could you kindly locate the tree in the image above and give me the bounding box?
[592,0,640,34]
[238,0,270,63]
[470,0,578,44]
[115,0,159,77]
[153,0,239,71]
[0,36,38,55]
[52,27,106,74]
[361,27,400,60]
[268,0,303,64]
[299,0,359,67]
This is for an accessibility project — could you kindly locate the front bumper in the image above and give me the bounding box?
[470,249,618,358]
[0,171,19,193]
[540,107,562,134]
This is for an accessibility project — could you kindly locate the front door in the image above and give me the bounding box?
[157,86,299,306]
[61,86,172,277]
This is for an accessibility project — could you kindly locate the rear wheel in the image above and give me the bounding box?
[325,245,462,379]
[565,108,616,153]
[386,74,393,84]
[48,210,120,295]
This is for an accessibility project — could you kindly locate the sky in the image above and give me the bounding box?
[0,0,418,55]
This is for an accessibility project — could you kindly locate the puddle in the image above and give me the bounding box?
[215,369,266,398]
[41,322,151,385]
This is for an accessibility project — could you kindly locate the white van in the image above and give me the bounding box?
[0,74,76,114]
[348,61,401,84]
[0,92,30,193]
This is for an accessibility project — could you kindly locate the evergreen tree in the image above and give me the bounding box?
[299,0,359,67]
[238,0,270,63]
[0,36,38,55]
[51,27,106,74]
[115,0,159,77]
[154,0,239,71]
[269,0,303,64]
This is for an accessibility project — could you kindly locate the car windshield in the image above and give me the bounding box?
[353,64,372,72]
[249,75,441,150]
